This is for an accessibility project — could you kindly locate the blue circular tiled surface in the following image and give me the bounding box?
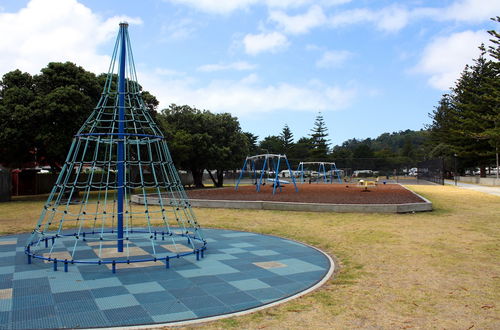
[0,228,331,329]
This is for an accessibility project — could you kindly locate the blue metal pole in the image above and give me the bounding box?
[298,163,303,183]
[286,157,299,192]
[333,163,342,183]
[257,157,267,192]
[321,163,327,183]
[252,160,256,184]
[235,158,247,191]
[117,22,127,253]
[272,157,281,194]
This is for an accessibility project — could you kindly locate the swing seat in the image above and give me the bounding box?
[267,178,290,184]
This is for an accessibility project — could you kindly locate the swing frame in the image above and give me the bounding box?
[235,154,298,195]
[296,162,343,184]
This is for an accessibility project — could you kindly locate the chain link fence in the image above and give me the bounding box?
[417,159,444,185]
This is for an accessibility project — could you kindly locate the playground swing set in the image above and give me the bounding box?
[296,162,343,184]
[235,154,298,195]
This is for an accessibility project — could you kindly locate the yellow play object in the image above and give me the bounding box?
[357,177,379,190]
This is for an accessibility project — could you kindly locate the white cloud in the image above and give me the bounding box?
[160,18,197,40]
[141,72,356,115]
[414,30,491,90]
[240,73,260,84]
[154,68,186,76]
[269,5,327,35]
[442,0,500,23]
[165,0,351,14]
[166,0,257,14]
[0,0,141,76]
[329,5,410,32]
[197,61,257,72]
[329,0,500,33]
[305,44,323,51]
[316,50,352,68]
[243,32,289,55]
[376,6,409,32]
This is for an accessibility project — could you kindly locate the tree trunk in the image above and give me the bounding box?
[216,169,224,187]
[480,166,486,178]
[191,168,204,188]
[496,145,499,179]
[207,169,225,187]
[207,170,217,187]
[207,169,224,187]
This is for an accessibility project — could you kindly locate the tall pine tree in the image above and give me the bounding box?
[484,17,500,177]
[451,44,497,174]
[428,18,499,177]
[280,124,294,154]
[309,112,330,160]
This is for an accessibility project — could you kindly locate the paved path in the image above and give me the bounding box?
[444,179,500,197]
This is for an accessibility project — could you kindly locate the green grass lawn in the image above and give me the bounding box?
[0,185,499,329]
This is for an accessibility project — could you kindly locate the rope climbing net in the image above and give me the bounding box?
[25,23,206,272]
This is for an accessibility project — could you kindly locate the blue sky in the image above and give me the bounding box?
[0,0,498,146]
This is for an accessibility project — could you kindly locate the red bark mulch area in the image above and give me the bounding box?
[187,183,425,204]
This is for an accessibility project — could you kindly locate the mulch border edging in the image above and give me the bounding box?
[132,184,432,213]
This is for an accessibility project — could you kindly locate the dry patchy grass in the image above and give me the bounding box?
[0,185,499,329]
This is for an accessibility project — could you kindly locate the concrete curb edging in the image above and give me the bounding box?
[131,186,432,213]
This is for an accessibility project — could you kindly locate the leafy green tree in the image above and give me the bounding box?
[280,124,294,154]
[96,73,159,117]
[259,135,283,154]
[205,113,249,186]
[288,137,312,164]
[353,144,374,159]
[0,70,37,167]
[309,112,330,160]
[0,63,100,169]
[243,132,259,155]
[158,104,248,187]
[401,135,415,159]
[0,62,159,171]
[331,145,353,160]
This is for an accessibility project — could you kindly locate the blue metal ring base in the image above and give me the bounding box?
[25,229,207,266]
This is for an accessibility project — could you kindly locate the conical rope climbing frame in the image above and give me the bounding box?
[25,23,206,272]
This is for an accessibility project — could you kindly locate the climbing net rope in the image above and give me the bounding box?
[25,23,206,271]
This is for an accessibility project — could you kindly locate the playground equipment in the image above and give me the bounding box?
[357,177,379,191]
[296,162,342,184]
[235,154,298,194]
[24,23,206,272]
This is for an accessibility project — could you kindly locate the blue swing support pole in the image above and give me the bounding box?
[257,156,267,192]
[235,157,248,191]
[235,154,298,194]
[319,163,327,183]
[272,157,281,195]
[297,161,342,184]
[252,160,256,184]
[332,162,342,183]
[297,162,304,183]
[285,157,299,192]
